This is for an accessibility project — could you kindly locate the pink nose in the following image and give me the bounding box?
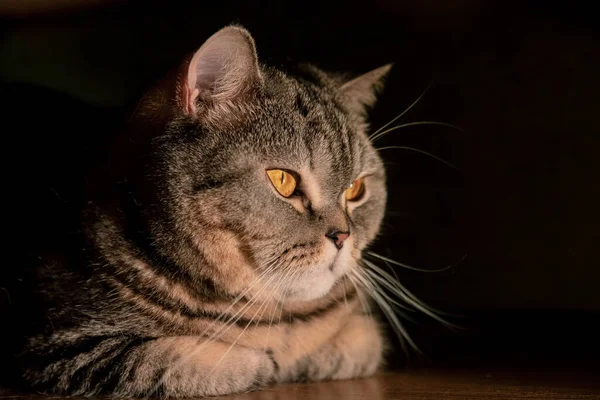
[325,230,350,250]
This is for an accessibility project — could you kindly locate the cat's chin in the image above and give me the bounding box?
[278,244,353,303]
[281,272,337,302]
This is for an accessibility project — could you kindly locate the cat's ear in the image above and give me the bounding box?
[181,25,262,115]
[340,64,392,115]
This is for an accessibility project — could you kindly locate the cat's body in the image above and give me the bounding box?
[14,26,392,397]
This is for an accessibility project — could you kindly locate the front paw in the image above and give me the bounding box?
[285,314,384,382]
[198,344,278,395]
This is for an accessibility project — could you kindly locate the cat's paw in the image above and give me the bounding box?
[189,344,278,396]
[284,314,384,383]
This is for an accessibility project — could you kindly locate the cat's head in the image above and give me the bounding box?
[127,26,390,303]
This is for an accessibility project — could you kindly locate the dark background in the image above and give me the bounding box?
[1,0,599,371]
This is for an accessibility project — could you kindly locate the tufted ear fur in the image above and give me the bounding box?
[181,25,263,115]
[340,64,392,116]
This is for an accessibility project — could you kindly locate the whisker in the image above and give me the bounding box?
[362,260,462,328]
[364,259,464,320]
[207,269,285,377]
[199,262,288,367]
[358,271,417,315]
[366,251,468,273]
[208,266,283,339]
[369,81,433,140]
[355,269,420,326]
[364,267,452,328]
[262,261,297,352]
[277,265,305,326]
[370,120,464,143]
[351,269,420,355]
[375,145,460,171]
[362,260,441,312]
[342,276,349,310]
[381,261,417,324]
[347,272,372,318]
[276,269,296,326]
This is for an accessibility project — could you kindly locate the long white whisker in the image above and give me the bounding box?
[369,82,433,140]
[207,269,284,376]
[363,260,455,316]
[351,269,420,355]
[370,120,464,143]
[347,272,371,318]
[262,261,296,352]
[206,265,283,342]
[358,271,418,316]
[277,265,302,327]
[375,145,460,170]
[366,251,467,273]
[362,261,461,329]
[342,276,349,310]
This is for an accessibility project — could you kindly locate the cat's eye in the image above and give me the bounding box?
[345,178,365,202]
[267,169,297,198]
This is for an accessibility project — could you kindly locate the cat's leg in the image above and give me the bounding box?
[25,335,277,397]
[279,313,384,383]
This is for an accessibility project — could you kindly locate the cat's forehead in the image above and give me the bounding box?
[244,95,377,190]
[258,83,364,166]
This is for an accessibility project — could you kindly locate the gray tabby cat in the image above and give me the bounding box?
[21,25,393,397]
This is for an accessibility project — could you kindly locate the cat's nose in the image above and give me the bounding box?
[325,230,350,250]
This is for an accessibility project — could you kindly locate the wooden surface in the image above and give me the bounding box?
[223,369,600,400]
[2,368,599,400]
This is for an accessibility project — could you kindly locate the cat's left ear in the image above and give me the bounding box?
[340,64,392,116]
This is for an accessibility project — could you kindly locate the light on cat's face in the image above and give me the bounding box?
[259,166,376,302]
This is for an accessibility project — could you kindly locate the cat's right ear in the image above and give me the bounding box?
[180,26,263,115]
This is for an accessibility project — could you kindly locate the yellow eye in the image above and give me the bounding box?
[267,169,297,197]
[345,178,365,201]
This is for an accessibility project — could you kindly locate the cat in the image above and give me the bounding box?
[15,25,396,397]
